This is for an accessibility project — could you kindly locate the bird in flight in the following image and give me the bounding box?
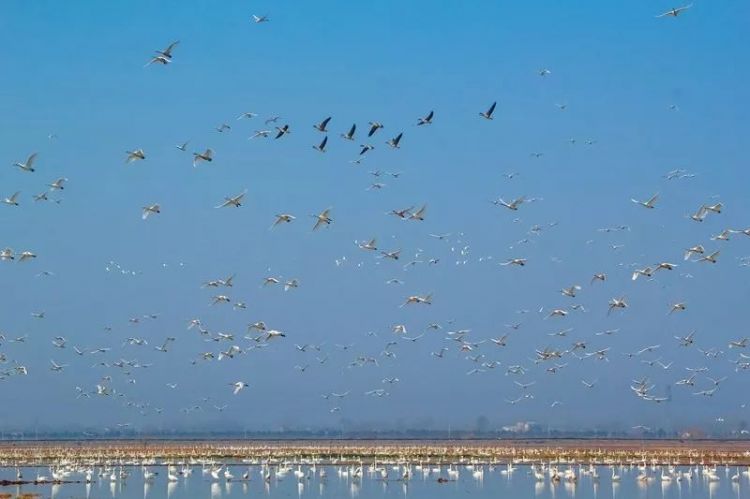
[312,208,333,231]
[192,148,213,167]
[656,4,692,18]
[12,152,38,172]
[314,116,332,132]
[341,123,356,140]
[417,110,434,126]
[631,194,659,209]
[313,136,328,153]
[215,190,247,208]
[142,204,161,220]
[368,122,384,137]
[125,149,146,163]
[479,101,497,120]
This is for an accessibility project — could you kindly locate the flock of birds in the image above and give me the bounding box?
[2,2,748,437]
[5,458,750,499]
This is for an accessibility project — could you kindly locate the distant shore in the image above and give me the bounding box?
[0,439,748,466]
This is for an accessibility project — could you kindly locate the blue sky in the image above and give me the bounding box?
[0,0,749,433]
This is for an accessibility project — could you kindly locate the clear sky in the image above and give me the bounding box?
[0,0,749,434]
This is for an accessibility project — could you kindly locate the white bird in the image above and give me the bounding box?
[215,190,247,208]
[12,152,38,172]
[631,194,659,209]
[656,4,692,18]
[271,213,296,228]
[494,196,525,211]
[252,14,270,23]
[48,178,68,191]
[232,381,249,395]
[142,204,161,220]
[125,149,146,163]
[698,251,720,264]
[2,192,20,206]
[684,245,705,261]
[312,208,333,231]
[192,148,214,167]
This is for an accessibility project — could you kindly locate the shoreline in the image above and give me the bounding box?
[0,439,748,466]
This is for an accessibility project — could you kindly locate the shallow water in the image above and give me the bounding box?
[2,465,749,499]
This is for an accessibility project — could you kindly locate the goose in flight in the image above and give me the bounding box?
[494,196,524,211]
[250,130,271,139]
[142,204,161,220]
[608,297,628,315]
[313,136,328,152]
[676,374,696,386]
[631,194,658,209]
[252,14,269,23]
[12,152,38,172]
[145,54,170,66]
[232,381,249,395]
[271,213,295,228]
[48,178,67,191]
[312,208,333,231]
[2,192,20,206]
[729,338,748,349]
[500,258,526,267]
[656,4,692,17]
[417,110,434,126]
[591,273,606,284]
[386,132,403,149]
[49,360,68,372]
[675,331,695,346]
[684,245,704,261]
[212,295,231,305]
[314,116,331,132]
[669,302,686,314]
[341,123,356,140]
[357,238,377,251]
[689,205,708,222]
[18,251,36,262]
[264,330,286,341]
[215,190,247,208]
[561,285,581,298]
[490,335,509,347]
[155,40,179,60]
[1,248,15,261]
[581,379,597,389]
[380,249,401,260]
[409,205,427,221]
[359,144,374,155]
[367,121,384,137]
[154,337,175,352]
[274,124,290,139]
[176,141,189,151]
[390,206,413,219]
[479,101,497,120]
[125,149,146,163]
[237,112,258,120]
[654,262,678,272]
[192,148,213,167]
[632,267,653,281]
[401,293,432,307]
[698,251,720,264]
[215,123,231,133]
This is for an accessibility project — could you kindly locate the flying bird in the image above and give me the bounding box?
[479,101,497,120]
